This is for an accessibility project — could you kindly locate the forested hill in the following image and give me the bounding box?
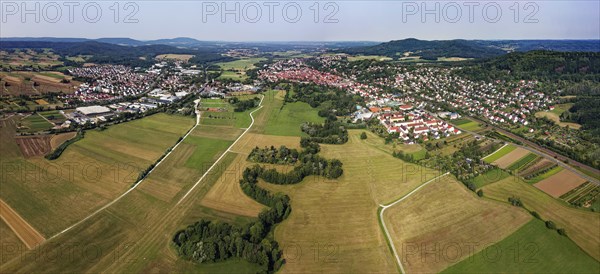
[337,38,600,60]
[338,38,506,60]
[0,41,232,66]
[456,51,600,81]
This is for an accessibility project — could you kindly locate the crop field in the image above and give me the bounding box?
[18,113,53,133]
[534,169,588,198]
[443,219,600,273]
[14,135,52,157]
[0,113,194,236]
[453,118,483,131]
[483,144,516,163]
[155,54,194,61]
[0,71,80,95]
[560,182,600,211]
[0,199,45,249]
[347,55,393,61]
[383,177,531,273]
[263,100,324,136]
[38,110,66,124]
[482,176,600,260]
[470,168,511,189]
[49,132,77,150]
[244,130,442,273]
[0,49,62,69]
[215,57,266,80]
[519,158,554,177]
[492,147,530,168]
[506,153,538,171]
[0,109,258,273]
[526,165,563,184]
[0,218,27,265]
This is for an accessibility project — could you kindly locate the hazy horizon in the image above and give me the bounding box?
[2,1,599,41]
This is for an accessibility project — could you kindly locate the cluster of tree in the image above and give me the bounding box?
[508,196,523,207]
[248,146,300,165]
[562,97,600,138]
[174,139,343,272]
[228,97,260,112]
[287,84,360,116]
[44,130,84,160]
[300,119,348,145]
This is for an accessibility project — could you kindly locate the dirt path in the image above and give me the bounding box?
[378,172,450,274]
[0,199,45,249]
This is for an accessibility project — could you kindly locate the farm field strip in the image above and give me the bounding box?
[177,95,264,205]
[492,147,530,168]
[482,176,600,260]
[378,172,450,274]
[48,112,200,240]
[534,169,588,198]
[0,199,45,249]
[481,143,509,161]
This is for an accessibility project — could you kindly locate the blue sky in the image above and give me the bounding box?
[2,1,599,41]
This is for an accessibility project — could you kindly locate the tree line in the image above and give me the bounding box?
[173,139,344,272]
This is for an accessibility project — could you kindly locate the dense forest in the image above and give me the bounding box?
[457,51,600,81]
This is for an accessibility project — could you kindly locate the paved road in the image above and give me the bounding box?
[378,172,450,274]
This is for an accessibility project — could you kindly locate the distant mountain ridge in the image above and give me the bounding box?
[337,38,600,60]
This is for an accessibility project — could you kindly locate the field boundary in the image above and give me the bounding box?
[378,172,450,274]
[0,199,46,249]
[177,95,264,205]
[48,99,203,240]
[482,143,507,160]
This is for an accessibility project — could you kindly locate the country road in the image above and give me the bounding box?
[49,94,263,240]
[378,172,450,274]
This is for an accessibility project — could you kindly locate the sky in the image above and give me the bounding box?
[1,1,599,41]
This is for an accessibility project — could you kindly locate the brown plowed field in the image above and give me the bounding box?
[14,135,51,157]
[493,147,530,168]
[534,169,588,198]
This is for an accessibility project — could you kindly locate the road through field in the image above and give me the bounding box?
[48,95,263,240]
[47,98,205,240]
[0,199,45,249]
[379,172,450,274]
[177,95,264,205]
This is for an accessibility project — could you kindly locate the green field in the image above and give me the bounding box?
[184,136,233,168]
[507,153,539,171]
[482,176,600,261]
[471,168,511,188]
[263,101,323,136]
[483,145,517,163]
[526,166,564,184]
[443,219,600,273]
[18,113,53,132]
[200,97,259,128]
[215,58,266,81]
[38,110,66,123]
[453,118,483,131]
